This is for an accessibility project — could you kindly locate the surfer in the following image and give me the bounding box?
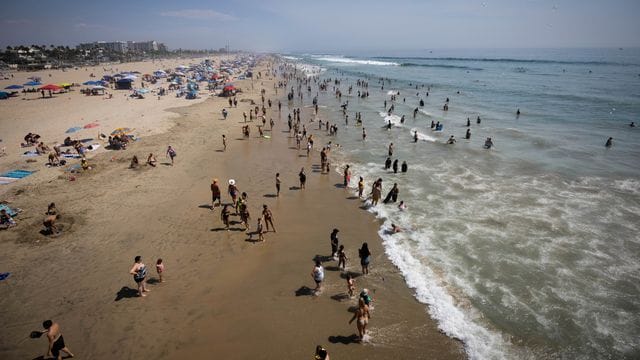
[630,122,636,127]
[516,108,521,116]
[605,137,613,147]
[447,135,456,144]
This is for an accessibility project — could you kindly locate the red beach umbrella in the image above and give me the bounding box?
[39,84,62,91]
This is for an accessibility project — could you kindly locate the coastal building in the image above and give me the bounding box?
[77,40,167,53]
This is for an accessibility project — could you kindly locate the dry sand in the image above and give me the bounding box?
[0,59,465,359]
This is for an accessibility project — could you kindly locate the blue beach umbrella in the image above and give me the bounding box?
[23,81,41,86]
[5,84,23,89]
[82,80,98,85]
[0,91,9,99]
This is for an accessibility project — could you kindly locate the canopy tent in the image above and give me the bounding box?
[115,78,133,90]
[39,84,62,91]
[5,84,23,89]
[23,81,42,86]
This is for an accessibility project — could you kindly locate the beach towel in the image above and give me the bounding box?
[0,273,10,281]
[83,123,100,129]
[0,204,18,217]
[22,151,39,157]
[66,127,82,134]
[0,170,35,179]
[0,177,18,184]
[61,153,82,159]
[80,138,94,143]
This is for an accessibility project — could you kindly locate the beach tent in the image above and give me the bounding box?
[115,78,133,90]
[23,80,41,86]
[0,91,9,99]
[123,74,137,80]
[39,84,62,91]
[5,84,23,89]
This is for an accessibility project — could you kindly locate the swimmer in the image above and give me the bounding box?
[484,137,494,149]
[605,137,613,147]
[447,135,456,144]
[398,201,407,211]
[391,223,402,233]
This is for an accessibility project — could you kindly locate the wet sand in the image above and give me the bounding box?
[0,60,465,359]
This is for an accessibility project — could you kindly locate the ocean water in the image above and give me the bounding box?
[284,49,640,359]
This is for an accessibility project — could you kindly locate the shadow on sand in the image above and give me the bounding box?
[114,286,139,301]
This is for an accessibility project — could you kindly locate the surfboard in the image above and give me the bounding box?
[263,135,271,139]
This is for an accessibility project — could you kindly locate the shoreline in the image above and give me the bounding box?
[0,59,465,359]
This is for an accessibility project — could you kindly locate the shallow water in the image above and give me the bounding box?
[285,49,640,359]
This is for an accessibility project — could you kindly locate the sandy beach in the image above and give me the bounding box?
[0,57,465,359]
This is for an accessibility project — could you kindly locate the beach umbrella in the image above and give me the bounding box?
[223,84,236,92]
[83,80,97,85]
[83,122,100,129]
[0,91,9,99]
[111,127,132,136]
[40,84,62,91]
[91,85,106,90]
[5,84,23,89]
[123,74,137,80]
[59,83,72,88]
[135,88,150,94]
[23,81,41,86]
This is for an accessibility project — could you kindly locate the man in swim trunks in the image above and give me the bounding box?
[211,179,221,210]
[41,320,74,359]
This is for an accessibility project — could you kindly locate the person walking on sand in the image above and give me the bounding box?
[349,298,371,342]
[338,245,348,270]
[312,260,325,295]
[130,255,149,297]
[262,204,276,232]
[211,179,221,210]
[299,167,307,189]
[156,258,164,283]
[222,135,227,151]
[275,173,281,197]
[359,243,371,275]
[40,320,74,360]
[166,145,176,166]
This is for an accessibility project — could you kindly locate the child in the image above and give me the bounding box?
[156,259,164,283]
[338,245,348,270]
[256,218,265,242]
[358,177,364,198]
[221,204,231,231]
[347,274,356,298]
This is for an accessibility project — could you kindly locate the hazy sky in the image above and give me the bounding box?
[1,0,638,52]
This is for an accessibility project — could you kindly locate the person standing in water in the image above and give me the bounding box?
[401,161,408,173]
[343,165,351,187]
[130,255,149,297]
[605,137,613,147]
[392,159,399,174]
[388,142,394,157]
[330,228,340,258]
[40,320,74,360]
[359,243,371,275]
[338,245,348,270]
[465,129,471,139]
[349,298,371,342]
[299,167,307,189]
[358,177,365,198]
[414,130,419,143]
